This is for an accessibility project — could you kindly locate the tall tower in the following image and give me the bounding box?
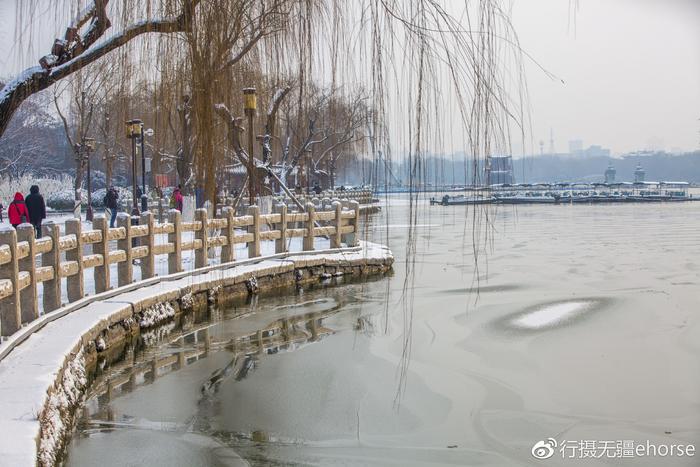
[485,155,514,185]
[604,163,616,184]
[548,128,555,155]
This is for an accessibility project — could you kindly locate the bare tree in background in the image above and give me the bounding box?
[53,66,111,211]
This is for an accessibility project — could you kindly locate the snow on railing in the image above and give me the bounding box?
[216,190,374,213]
[0,199,360,337]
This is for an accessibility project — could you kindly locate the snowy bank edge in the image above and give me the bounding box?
[0,241,393,467]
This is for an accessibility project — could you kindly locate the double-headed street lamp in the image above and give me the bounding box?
[83,137,96,221]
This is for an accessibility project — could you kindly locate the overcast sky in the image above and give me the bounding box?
[0,0,698,155]
[511,0,700,155]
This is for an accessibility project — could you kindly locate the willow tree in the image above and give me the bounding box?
[5,0,529,407]
[4,0,526,201]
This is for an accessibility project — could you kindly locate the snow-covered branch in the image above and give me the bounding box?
[0,0,201,138]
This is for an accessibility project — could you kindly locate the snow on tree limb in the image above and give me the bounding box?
[0,0,201,139]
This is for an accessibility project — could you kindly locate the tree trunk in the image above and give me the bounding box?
[105,154,113,189]
[177,95,193,193]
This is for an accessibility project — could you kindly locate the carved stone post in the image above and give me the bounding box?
[274,203,287,254]
[42,222,62,312]
[168,209,182,274]
[247,205,261,258]
[194,208,208,269]
[331,200,343,249]
[65,218,84,302]
[303,202,315,251]
[116,213,133,286]
[345,200,361,246]
[0,227,20,336]
[92,215,110,293]
[220,206,236,263]
[17,224,38,323]
[140,211,155,279]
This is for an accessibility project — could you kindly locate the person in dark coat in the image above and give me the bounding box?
[8,192,30,229]
[104,187,119,228]
[25,185,46,237]
[0,202,4,222]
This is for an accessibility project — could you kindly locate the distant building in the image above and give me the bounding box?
[568,139,583,156]
[485,155,514,185]
[583,145,611,158]
[634,163,645,183]
[568,141,611,158]
[604,163,616,183]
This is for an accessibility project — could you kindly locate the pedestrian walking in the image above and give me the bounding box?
[8,192,29,229]
[0,202,4,222]
[25,185,46,238]
[104,187,119,228]
[172,186,184,212]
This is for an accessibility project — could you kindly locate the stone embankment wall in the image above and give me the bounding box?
[0,242,393,467]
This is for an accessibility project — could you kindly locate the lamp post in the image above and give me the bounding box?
[142,127,154,212]
[125,119,142,216]
[83,137,96,221]
[243,87,257,203]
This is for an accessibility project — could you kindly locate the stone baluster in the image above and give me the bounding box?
[42,222,62,312]
[17,224,38,323]
[331,200,342,249]
[274,203,287,254]
[168,209,182,274]
[0,228,20,336]
[303,202,315,251]
[65,218,84,302]
[140,211,155,279]
[92,215,110,293]
[247,205,261,258]
[116,213,133,286]
[194,208,208,269]
[344,200,361,246]
[220,206,236,264]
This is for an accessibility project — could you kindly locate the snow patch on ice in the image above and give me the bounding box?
[510,300,595,330]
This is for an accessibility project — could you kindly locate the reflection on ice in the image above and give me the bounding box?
[272,297,339,314]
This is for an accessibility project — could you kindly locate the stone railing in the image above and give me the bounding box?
[0,200,360,337]
[296,189,373,205]
[216,189,374,214]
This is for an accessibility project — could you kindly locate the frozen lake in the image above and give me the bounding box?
[65,195,700,466]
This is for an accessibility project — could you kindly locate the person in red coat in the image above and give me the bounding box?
[172,186,184,212]
[8,192,30,228]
